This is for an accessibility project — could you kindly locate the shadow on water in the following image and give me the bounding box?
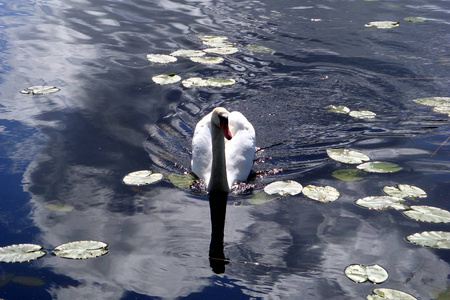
[208,191,230,274]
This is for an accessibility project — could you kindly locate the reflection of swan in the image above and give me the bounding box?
[191,107,256,192]
[208,191,229,274]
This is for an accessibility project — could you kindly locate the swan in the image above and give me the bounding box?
[191,107,256,192]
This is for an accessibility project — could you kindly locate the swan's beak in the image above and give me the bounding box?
[219,115,232,140]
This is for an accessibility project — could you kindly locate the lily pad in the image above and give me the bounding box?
[190,56,224,64]
[11,276,45,286]
[203,47,239,55]
[413,97,450,107]
[246,44,274,54]
[205,78,235,87]
[433,106,450,116]
[122,170,163,186]
[355,196,408,210]
[326,105,350,114]
[344,264,388,284]
[53,240,109,259]
[366,288,417,300]
[349,110,377,119]
[357,161,402,173]
[365,21,400,29]
[248,191,280,205]
[383,184,427,199]
[264,180,303,196]
[146,54,177,64]
[332,169,365,181]
[169,49,205,57]
[403,206,450,223]
[199,36,235,48]
[0,244,46,263]
[406,231,450,249]
[45,203,74,212]
[167,173,196,189]
[327,148,370,164]
[20,86,60,95]
[152,74,182,85]
[404,16,427,23]
[302,185,340,203]
[182,77,208,88]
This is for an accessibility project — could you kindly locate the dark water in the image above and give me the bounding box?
[1,0,450,299]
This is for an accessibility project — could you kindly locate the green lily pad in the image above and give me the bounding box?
[0,244,46,263]
[433,106,450,116]
[327,148,370,164]
[11,276,45,286]
[182,77,235,88]
[355,196,408,210]
[45,203,74,212]
[349,110,377,119]
[190,56,224,64]
[406,231,450,249]
[246,44,274,54]
[264,180,303,196]
[122,170,163,186]
[152,74,182,85]
[326,105,350,114]
[332,169,365,181]
[357,161,402,173]
[365,21,400,29]
[247,191,280,205]
[199,36,235,48]
[344,264,388,284]
[182,77,208,88]
[402,206,450,223]
[404,16,427,23]
[167,173,196,189]
[366,288,417,300]
[302,185,340,203]
[169,49,205,57]
[205,78,235,87]
[53,240,109,259]
[203,47,239,55]
[413,97,450,107]
[383,184,426,199]
[146,54,177,63]
[20,86,60,95]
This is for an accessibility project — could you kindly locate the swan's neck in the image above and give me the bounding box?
[208,126,229,192]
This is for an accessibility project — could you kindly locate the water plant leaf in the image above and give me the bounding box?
[302,185,339,203]
[246,44,274,54]
[199,36,235,48]
[182,77,208,88]
[365,21,400,29]
[11,276,45,286]
[146,54,177,63]
[413,97,450,107]
[122,170,163,186]
[248,191,280,205]
[326,105,350,114]
[167,173,196,189]
[190,56,224,64]
[402,206,450,223]
[203,47,239,55]
[349,110,377,119]
[355,196,408,210]
[327,148,370,164]
[382,184,426,199]
[264,180,303,196]
[53,241,109,259]
[20,86,60,95]
[199,35,228,42]
[205,78,235,87]
[332,169,365,181]
[45,203,74,212]
[366,288,417,300]
[404,16,427,23]
[433,106,450,116]
[0,244,46,263]
[406,231,450,249]
[357,161,402,173]
[169,49,205,57]
[152,74,182,85]
[344,264,388,284]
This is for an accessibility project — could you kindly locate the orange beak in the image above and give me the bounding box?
[219,116,232,140]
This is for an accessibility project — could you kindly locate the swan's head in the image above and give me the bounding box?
[212,107,232,140]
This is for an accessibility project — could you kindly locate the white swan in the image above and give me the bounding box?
[191,107,256,192]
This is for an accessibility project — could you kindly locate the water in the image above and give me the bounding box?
[1,0,449,299]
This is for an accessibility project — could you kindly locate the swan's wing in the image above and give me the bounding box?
[191,112,213,184]
[226,111,256,186]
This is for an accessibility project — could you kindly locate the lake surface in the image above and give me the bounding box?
[1,0,450,299]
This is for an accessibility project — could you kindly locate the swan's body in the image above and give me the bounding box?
[191,107,255,192]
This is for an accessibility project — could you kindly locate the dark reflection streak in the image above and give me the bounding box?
[208,191,229,274]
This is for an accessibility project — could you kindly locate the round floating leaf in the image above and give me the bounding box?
[167,173,196,189]
[20,86,60,95]
[332,169,365,181]
[383,184,427,199]
[123,170,163,186]
[190,56,224,64]
[264,180,303,196]
[205,78,235,87]
[302,185,339,203]
[199,36,235,48]
[433,106,450,116]
[182,77,208,88]
[146,54,177,63]
[326,105,350,114]
[203,47,239,55]
[365,21,400,29]
[0,244,46,263]
[404,16,427,23]
[367,288,417,300]
[53,240,109,259]
[403,206,450,223]
[169,49,205,57]
[355,196,408,210]
[327,148,370,164]
[357,161,402,173]
[246,44,274,54]
[345,264,388,284]
[152,74,182,85]
[45,203,74,212]
[406,231,450,249]
[413,97,450,107]
[199,35,228,42]
[349,110,377,119]
[11,276,45,287]
[248,191,280,205]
